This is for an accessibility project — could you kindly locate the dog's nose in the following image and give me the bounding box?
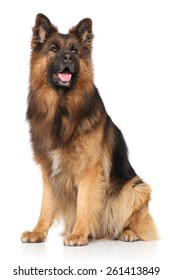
[64,54,72,63]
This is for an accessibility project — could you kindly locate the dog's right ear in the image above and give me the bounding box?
[32,13,57,49]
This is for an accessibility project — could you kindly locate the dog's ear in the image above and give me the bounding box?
[69,18,93,45]
[32,13,57,49]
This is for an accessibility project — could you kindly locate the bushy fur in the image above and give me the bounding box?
[21,14,158,246]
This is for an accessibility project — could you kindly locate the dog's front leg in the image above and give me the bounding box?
[64,166,104,246]
[21,170,54,243]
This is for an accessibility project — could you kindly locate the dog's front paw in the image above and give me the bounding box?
[64,233,88,246]
[119,229,139,242]
[21,231,46,243]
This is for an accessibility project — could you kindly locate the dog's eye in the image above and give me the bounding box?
[71,46,78,54]
[49,45,58,53]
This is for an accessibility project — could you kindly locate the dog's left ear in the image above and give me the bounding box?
[70,18,93,45]
[32,13,57,49]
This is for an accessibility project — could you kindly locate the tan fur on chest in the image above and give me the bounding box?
[49,124,106,189]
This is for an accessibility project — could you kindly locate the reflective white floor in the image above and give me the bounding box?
[1,226,168,261]
[1,224,172,280]
[19,230,160,261]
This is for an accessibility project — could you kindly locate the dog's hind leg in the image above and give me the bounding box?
[109,177,158,242]
[119,206,158,241]
[103,177,158,241]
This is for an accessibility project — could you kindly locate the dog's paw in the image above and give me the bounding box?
[119,229,139,242]
[21,231,46,243]
[64,233,88,246]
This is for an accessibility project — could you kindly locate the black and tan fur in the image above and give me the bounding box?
[21,14,158,246]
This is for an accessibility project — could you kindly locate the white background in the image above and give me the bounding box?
[0,0,173,279]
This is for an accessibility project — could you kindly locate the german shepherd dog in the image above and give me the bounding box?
[21,14,158,246]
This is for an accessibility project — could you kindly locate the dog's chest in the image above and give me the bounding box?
[49,149,79,202]
[50,150,62,178]
[49,149,78,186]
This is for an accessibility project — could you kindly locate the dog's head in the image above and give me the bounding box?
[31,14,93,89]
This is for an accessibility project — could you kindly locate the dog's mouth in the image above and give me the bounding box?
[52,68,72,87]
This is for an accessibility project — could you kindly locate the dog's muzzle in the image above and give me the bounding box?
[47,51,79,88]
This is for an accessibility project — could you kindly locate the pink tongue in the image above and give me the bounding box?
[58,73,72,82]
